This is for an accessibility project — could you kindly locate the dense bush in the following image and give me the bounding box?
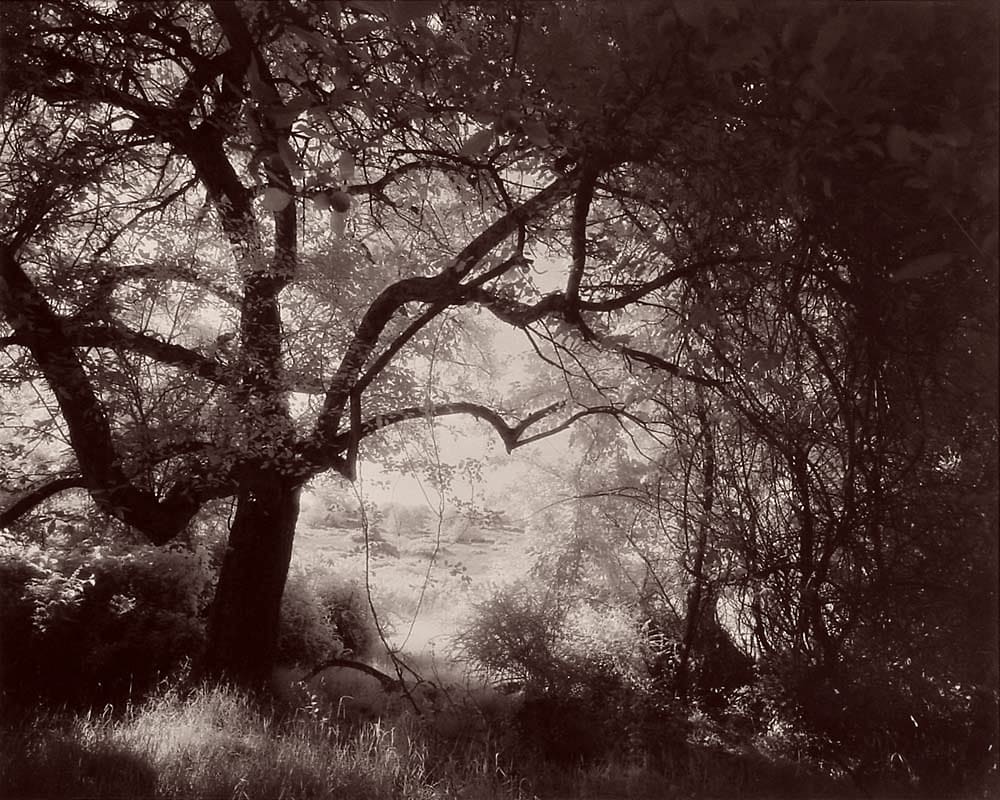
[279,570,341,667]
[456,579,681,763]
[312,573,382,660]
[277,569,381,666]
[1,536,381,709]
[0,540,214,708]
[760,653,999,797]
[457,568,999,797]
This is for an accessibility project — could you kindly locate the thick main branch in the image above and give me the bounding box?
[310,172,581,451]
[0,246,201,542]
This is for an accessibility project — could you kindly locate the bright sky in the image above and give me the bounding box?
[358,252,576,511]
[356,412,575,517]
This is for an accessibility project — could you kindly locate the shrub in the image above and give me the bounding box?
[456,580,674,764]
[0,529,387,708]
[455,580,565,686]
[756,651,999,797]
[278,570,343,666]
[277,570,382,667]
[0,540,214,708]
[313,574,382,661]
[457,580,646,688]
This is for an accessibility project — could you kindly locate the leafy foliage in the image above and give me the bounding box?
[0,538,213,707]
[0,532,378,708]
[279,568,381,666]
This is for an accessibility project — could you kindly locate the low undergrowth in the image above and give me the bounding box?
[1,539,992,799]
[0,678,866,800]
[0,682,528,800]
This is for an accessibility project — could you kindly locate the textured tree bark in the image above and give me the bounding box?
[204,481,301,689]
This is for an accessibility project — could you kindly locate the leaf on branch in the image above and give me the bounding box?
[523,119,550,147]
[460,128,495,158]
[343,18,384,41]
[247,59,274,102]
[278,140,304,179]
[346,0,388,15]
[687,303,721,327]
[268,95,313,128]
[469,110,499,126]
[388,1,438,24]
[262,187,292,211]
[891,252,954,282]
[328,190,352,213]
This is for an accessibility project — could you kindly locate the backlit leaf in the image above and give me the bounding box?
[278,140,303,179]
[459,128,495,158]
[523,119,550,147]
[262,187,292,211]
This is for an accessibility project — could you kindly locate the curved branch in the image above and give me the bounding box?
[312,272,460,444]
[109,261,241,308]
[516,405,637,448]
[1,324,328,393]
[354,253,531,399]
[617,344,719,387]
[2,325,228,384]
[302,657,401,692]
[0,245,201,544]
[449,170,580,281]
[345,158,473,203]
[332,400,566,458]
[463,283,721,387]
[73,324,233,384]
[466,258,708,325]
[314,400,661,484]
[311,173,581,448]
[0,474,87,529]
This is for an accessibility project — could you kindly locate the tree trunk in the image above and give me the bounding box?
[675,388,716,701]
[204,480,301,689]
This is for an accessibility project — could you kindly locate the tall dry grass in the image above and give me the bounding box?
[0,682,529,800]
[1,675,864,800]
